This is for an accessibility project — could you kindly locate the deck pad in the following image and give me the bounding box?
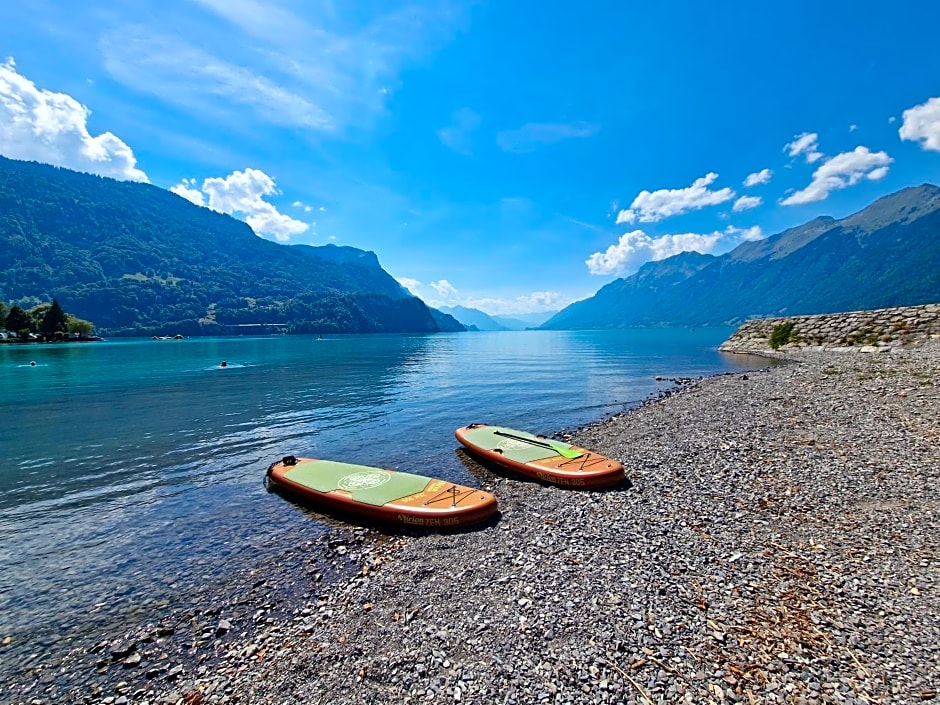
[267,456,498,528]
[458,425,576,463]
[284,459,431,506]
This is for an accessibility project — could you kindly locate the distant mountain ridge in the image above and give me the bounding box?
[0,157,463,335]
[439,306,509,331]
[543,184,940,329]
[493,311,558,329]
[438,306,560,330]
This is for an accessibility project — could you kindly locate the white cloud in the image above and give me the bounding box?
[396,277,422,295]
[849,124,858,132]
[172,168,309,242]
[171,178,204,206]
[396,277,574,315]
[743,168,772,187]
[192,0,312,43]
[785,132,824,163]
[725,224,764,241]
[780,146,893,206]
[464,291,576,316]
[100,3,465,134]
[0,57,148,182]
[497,121,600,153]
[437,108,481,155]
[732,195,762,212]
[888,116,897,124]
[586,229,724,276]
[101,31,333,131]
[615,173,735,224]
[587,223,767,276]
[899,96,940,152]
[430,279,458,297]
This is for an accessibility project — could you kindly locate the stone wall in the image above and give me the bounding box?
[720,303,940,353]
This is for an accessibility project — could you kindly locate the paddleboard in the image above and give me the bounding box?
[455,424,624,489]
[266,456,498,528]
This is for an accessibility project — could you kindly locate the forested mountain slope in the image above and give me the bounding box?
[543,184,940,329]
[0,157,463,335]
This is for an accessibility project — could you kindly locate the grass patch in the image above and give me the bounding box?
[769,321,797,350]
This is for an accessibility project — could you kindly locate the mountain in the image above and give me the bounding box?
[438,306,509,331]
[0,157,464,335]
[492,311,559,330]
[542,184,940,329]
[428,308,467,332]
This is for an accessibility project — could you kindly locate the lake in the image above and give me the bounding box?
[0,329,764,672]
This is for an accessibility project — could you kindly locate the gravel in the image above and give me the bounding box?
[4,342,938,704]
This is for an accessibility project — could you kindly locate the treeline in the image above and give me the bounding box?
[1,299,96,341]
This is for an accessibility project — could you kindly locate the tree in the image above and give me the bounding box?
[0,302,8,324]
[66,315,94,336]
[5,305,30,334]
[40,299,69,337]
[28,303,50,331]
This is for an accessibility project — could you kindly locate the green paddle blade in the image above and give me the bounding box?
[493,430,583,459]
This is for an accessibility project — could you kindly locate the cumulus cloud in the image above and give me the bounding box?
[615,173,735,225]
[899,96,940,152]
[743,168,772,187]
[497,121,600,153]
[291,200,314,213]
[430,279,458,297]
[171,178,204,206]
[464,291,575,316]
[725,224,764,242]
[171,168,309,242]
[586,223,767,276]
[396,277,422,295]
[733,195,762,212]
[0,57,148,182]
[780,146,893,206]
[785,132,824,163]
[586,229,725,276]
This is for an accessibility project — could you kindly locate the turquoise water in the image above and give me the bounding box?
[0,329,763,668]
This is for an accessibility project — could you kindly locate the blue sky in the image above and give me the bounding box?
[2,1,940,315]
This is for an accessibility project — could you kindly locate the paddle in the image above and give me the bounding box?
[493,430,584,459]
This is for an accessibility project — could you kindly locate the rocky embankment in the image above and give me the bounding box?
[722,303,940,354]
[5,341,939,704]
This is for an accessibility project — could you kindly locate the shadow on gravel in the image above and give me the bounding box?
[454,447,634,493]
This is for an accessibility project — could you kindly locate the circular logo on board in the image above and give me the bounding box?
[338,470,392,491]
[498,440,528,451]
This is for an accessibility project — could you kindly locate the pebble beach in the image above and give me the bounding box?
[4,341,938,705]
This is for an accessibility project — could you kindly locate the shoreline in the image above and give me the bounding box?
[4,343,938,704]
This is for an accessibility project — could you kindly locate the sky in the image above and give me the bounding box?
[2,1,940,316]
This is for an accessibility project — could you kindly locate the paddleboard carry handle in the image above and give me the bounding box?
[265,455,297,490]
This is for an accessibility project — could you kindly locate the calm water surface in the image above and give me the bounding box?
[0,329,763,670]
